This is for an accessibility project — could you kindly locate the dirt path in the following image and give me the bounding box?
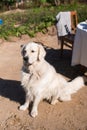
[0,33,87,130]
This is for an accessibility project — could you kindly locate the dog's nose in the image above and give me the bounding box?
[23,56,28,62]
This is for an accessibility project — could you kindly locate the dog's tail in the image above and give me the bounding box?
[66,76,85,94]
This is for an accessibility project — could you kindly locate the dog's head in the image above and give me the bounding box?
[21,42,46,65]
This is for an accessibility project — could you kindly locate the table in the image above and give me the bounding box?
[71,21,87,67]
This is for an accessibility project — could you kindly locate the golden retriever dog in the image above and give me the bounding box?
[19,42,84,118]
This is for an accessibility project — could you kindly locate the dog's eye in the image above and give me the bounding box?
[31,50,35,53]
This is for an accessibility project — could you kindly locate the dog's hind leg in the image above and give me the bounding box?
[59,94,71,102]
[51,96,58,105]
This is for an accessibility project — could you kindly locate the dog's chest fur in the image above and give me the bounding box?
[21,63,42,89]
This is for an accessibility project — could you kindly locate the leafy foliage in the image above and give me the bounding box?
[0,4,87,39]
[0,7,57,39]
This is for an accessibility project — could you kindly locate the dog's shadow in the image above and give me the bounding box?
[0,78,25,104]
[45,47,87,79]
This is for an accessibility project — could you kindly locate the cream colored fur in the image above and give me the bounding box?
[19,42,84,118]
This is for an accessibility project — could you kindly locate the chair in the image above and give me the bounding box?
[59,11,78,57]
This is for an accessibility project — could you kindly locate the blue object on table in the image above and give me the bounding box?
[0,19,3,25]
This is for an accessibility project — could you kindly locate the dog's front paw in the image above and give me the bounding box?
[19,105,27,111]
[31,110,38,118]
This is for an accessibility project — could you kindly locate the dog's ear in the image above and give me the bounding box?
[20,44,26,49]
[20,44,26,56]
[38,44,46,61]
[20,44,23,48]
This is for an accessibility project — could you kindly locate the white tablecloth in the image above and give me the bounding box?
[71,22,87,67]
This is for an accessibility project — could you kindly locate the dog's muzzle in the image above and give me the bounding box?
[23,56,28,62]
[23,56,32,66]
[23,56,29,65]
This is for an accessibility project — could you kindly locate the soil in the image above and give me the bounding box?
[0,30,87,130]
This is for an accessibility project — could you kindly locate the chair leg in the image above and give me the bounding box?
[60,37,64,57]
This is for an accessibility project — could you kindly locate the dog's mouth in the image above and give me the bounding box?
[23,56,32,67]
[23,59,31,66]
[23,59,30,73]
[22,64,29,73]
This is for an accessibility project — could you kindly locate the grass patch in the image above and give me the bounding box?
[0,4,87,39]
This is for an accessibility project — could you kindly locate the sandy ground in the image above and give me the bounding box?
[0,32,87,130]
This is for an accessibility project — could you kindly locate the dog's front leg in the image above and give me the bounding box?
[19,94,30,111]
[31,97,41,118]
